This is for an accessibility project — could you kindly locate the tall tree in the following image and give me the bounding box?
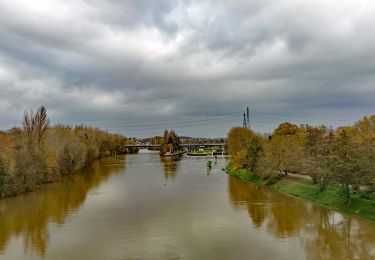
[267,122,303,175]
[23,106,50,146]
[34,106,50,145]
[227,127,262,171]
[300,125,328,184]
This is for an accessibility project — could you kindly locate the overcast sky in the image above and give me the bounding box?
[0,0,374,138]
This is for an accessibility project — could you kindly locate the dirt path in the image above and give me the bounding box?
[287,172,312,181]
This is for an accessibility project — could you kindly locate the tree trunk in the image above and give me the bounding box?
[344,184,351,204]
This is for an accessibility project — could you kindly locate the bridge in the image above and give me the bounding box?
[124,143,227,149]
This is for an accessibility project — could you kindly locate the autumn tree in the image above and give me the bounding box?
[163,130,169,145]
[13,139,47,193]
[327,125,375,199]
[227,127,257,156]
[13,106,51,191]
[150,136,163,145]
[227,127,263,172]
[299,125,328,184]
[160,130,181,155]
[353,116,375,191]
[263,122,304,176]
[0,107,132,198]
[326,129,359,200]
[168,130,181,152]
[273,122,299,136]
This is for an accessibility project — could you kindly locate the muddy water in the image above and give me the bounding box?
[0,151,374,259]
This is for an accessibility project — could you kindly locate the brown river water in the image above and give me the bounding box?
[0,151,374,260]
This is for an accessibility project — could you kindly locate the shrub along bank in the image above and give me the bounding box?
[0,106,137,199]
[225,114,375,221]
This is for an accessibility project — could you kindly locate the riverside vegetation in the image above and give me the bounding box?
[226,115,375,221]
[0,106,137,199]
[159,129,182,155]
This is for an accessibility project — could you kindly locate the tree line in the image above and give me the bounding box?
[0,106,135,198]
[227,115,375,201]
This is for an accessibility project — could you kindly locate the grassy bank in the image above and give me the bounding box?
[273,180,375,221]
[226,165,375,221]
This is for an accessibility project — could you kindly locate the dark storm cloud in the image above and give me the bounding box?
[0,0,374,137]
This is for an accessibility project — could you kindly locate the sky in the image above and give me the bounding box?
[0,0,374,138]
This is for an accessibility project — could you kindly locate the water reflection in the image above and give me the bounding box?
[0,155,374,259]
[160,155,181,182]
[228,176,375,259]
[228,177,270,228]
[207,167,212,176]
[0,156,125,257]
[303,208,375,260]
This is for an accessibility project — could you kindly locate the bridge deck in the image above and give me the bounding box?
[125,143,226,148]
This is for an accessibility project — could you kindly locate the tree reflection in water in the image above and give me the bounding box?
[160,155,182,183]
[228,176,375,259]
[0,156,125,257]
[1,157,374,259]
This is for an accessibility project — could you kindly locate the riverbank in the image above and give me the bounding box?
[226,165,375,221]
[0,106,141,200]
[0,153,134,200]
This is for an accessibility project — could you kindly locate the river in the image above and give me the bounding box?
[0,151,374,259]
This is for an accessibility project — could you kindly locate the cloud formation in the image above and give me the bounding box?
[0,0,374,137]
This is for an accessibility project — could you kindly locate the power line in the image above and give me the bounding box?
[89,115,238,128]
[102,117,240,130]
[1,110,358,132]
[251,110,352,124]
[60,112,241,125]
[59,110,353,128]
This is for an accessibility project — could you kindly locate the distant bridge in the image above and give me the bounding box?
[124,143,227,149]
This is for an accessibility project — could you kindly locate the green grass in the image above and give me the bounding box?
[342,196,375,221]
[232,169,261,184]
[226,164,375,221]
[273,181,347,206]
[226,164,261,185]
[264,173,281,186]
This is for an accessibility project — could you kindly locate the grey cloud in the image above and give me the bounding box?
[0,0,374,137]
